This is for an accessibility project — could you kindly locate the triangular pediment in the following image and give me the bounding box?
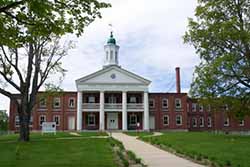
[76,66,151,85]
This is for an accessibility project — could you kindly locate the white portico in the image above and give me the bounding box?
[75,32,151,131]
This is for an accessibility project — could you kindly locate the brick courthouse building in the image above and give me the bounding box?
[9,33,250,132]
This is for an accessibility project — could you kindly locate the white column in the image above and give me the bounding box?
[143,92,149,131]
[122,91,127,131]
[77,91,82,131]
[99,91,105,131]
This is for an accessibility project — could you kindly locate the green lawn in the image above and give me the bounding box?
[0,132,117,167]
[141,132,250,167]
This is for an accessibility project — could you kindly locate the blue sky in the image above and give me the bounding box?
[0,0,199,112]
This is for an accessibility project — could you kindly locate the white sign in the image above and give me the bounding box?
[42,122,56,134]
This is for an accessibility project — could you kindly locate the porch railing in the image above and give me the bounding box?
[83,103,100,109]
[127,103,143,109]
[104,103,122,109]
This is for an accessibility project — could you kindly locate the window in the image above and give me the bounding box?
[130,96,137,103]
[15,116,20,126]
[192,103,197,112]
[115,51,118,61]
[29,116,33,125]
[162,98,168,108]
[149,99,155,108]
[163,115,169,126]
[68,98,75,108]
[53,97,61,108]
[192,118,197,127]
[53,115,60,126]
[129,114,137,126]
[176,115,182,126]
[199,117,204,127]
[175,99,182,109]
[110,50,113,60]
[39,115,46,126]
[207,105,211,112]
[199,105,204,112]
[239,119,244,126]
[108,95,116,103]
[87,114,95,126]
[39,98,47,108]
[224,117,230,127]
[88,96,95,103]
[208,117,212,127]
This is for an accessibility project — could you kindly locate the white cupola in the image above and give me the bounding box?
[103,32,120,67]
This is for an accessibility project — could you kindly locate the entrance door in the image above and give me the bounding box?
[68,116,75,130]
[149,116,155,130]
[107,113,118,130]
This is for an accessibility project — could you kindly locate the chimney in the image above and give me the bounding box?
[175,67,181,93]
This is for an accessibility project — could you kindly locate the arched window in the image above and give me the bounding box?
[110,50,113,60]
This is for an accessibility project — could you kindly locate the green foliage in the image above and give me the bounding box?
[184,0,250,115]
[0,110,8,131]
[0,0,111,47]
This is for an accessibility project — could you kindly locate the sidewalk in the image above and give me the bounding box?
[112,133,205,167]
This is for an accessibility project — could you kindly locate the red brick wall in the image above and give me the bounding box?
[149,93,188,130]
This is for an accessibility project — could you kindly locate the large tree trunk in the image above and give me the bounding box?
[19,113,30,142]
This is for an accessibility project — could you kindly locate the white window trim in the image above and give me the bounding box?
[192,103,197,112]
[207,117,212,127]
[88,96,95,103]
[224,117,230,127]
[87,114,96,126]
[163,115,169,126]
[162,98,168,108]
[39,98,47,108]
[53,115,60,126]
[239,119,245,126]
[175,98,182,109]
[68,97,75,108]
[130,96,137,103]
[199,117,204,127]
[149,99,155,108]
[199,105,204,112]
[192,117,197,127]
[108,95,116,104]
[176,115,182,126]
[53,97,61,108]
[39,115,46,126]
[15,115,20,127]
[129,114,137,126]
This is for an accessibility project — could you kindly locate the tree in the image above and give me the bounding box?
[0,0,110,141]
[0,110,8,132]
[184,0,250,116]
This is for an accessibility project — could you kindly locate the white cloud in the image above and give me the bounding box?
[1,0,200,113]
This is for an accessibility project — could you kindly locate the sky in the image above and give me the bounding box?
[0,0,199,113]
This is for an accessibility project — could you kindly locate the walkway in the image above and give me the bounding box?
[112,133,205,167]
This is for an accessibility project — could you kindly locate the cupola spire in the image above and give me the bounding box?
[103,31,120,67]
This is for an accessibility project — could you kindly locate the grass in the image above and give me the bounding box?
[0,132,118,167]
[124,131,153,138]
[141,132,250,167]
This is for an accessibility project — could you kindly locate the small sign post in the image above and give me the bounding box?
[42,122,56,135]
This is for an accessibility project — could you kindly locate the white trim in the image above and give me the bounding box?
[175,98,182,109]
[53,97,61,108]
[199,105,204,112]
[224,117,230,127]
[176,115,182,126]
[149,99,155,108]
[239,119,245,126]
[129,114,137,126]
[39,98,47,108]
[39,115,46,126]
[68,97,75,108]
[192,103,197,112]
[87,114,96,126]
[207,117,212,127]
[162,98,168,108]
[163,115,169,126]
[192,117,197,127]
[199,117,204,127]
[53,115,60,126]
